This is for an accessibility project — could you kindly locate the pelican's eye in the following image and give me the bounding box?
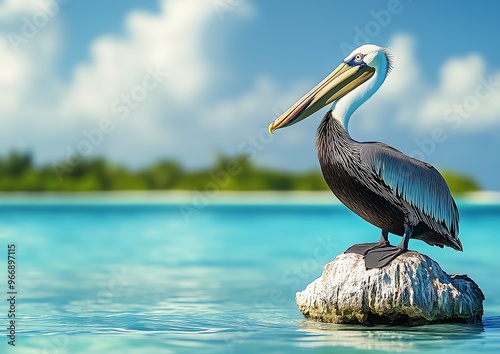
[354,53,364,62]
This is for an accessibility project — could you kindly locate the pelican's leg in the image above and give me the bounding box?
[364,225,413,269]
[344,230,391,255]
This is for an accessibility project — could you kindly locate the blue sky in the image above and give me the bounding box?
[1,0,500,189]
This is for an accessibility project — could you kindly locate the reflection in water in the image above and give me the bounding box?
[483,316,500,329]
[296,319,485,352]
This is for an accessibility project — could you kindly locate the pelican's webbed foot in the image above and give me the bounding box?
[344,230,391,255]
[364,225,413,269]
[364,246,407,269]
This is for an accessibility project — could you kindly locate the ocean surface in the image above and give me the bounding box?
[1,192,499,353]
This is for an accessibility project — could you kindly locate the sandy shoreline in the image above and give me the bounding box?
[0,190,498,205]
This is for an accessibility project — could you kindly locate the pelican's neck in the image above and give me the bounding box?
[330,63,388,133]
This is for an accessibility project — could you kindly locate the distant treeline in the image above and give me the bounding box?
[0,151,480,194]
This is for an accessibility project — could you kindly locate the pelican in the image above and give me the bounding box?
[268,44,462,269]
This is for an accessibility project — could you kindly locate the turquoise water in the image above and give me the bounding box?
[1,194,499,353]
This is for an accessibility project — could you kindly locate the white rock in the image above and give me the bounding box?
[296,252,484,325]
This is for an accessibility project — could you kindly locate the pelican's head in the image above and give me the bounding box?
[268,44,392,133]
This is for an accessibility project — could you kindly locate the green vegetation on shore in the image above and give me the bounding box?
[0,151,480,194]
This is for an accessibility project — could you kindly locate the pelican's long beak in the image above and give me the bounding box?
[268,63,375,134]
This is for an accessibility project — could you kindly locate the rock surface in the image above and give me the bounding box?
[296,252,484,325]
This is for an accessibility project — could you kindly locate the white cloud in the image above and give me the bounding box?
[61,0,256,124]
[199,76,310,136]
[418,54,500,129]
[0,0,64,153]
[0,36,30,114]
[0,0,41,19]
[97,75,314,170]
[0,0,57,117]
[440,55,485,96]
[351,34,429,136]
[0,0,259,165]
[54,0,262,169]
[61,0,217,121]
[358,34,500,132]
[376,34,423,99]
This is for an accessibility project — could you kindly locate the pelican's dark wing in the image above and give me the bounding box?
[360,142,461,250]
